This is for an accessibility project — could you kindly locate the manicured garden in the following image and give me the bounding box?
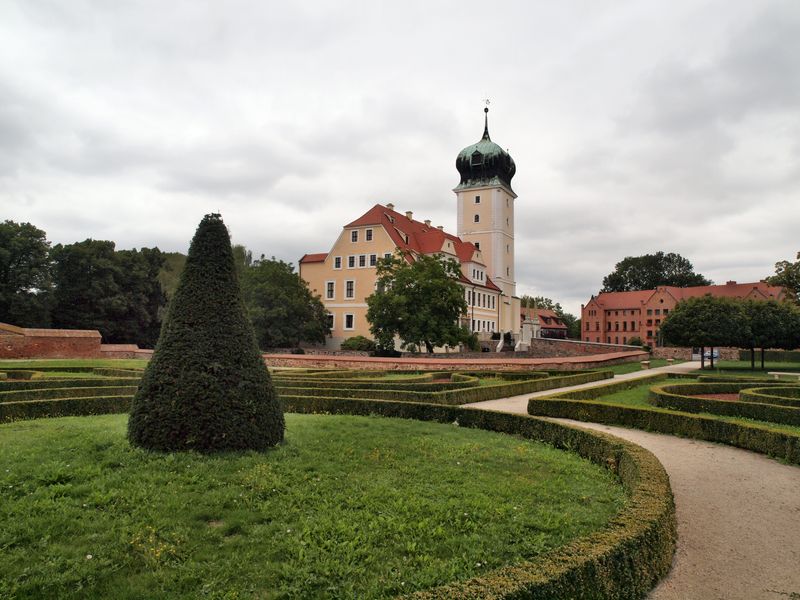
[0,412,628,598]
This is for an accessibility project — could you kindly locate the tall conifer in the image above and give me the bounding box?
[128,213,284,452]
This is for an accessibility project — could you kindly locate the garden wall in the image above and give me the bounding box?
[652,346,739,360]
[0,322,102,359]
[263,350,647,371]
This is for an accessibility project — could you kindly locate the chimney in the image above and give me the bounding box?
[386,203,394,211]
[424,219,431,227]
[437,225,444,230]
[405,211,413,220]
[726,280,736,285]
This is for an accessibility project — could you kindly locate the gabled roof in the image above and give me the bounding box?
[589,281,785,310]
[299,253,328,264]
[520,307,567,329]
[345,203,487,266]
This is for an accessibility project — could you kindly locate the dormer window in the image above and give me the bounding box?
[470,151,483,166]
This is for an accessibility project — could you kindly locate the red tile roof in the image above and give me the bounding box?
[344,204,501,292]
[299,253,328,264]
[520,307,567,329]
[588,281,785,309]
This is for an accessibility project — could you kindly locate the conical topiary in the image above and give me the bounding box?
[128,213,284,452]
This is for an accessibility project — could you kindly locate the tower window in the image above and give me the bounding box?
[474,195,480,204]
[470,151,483,166]
[474,214,480,223]
[474,242,480,250]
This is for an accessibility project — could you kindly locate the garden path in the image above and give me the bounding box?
[464,361,800,599]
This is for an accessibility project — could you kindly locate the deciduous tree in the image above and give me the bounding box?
[601,252,711,292]
[240,257,329,349]
[767,251,800,304]
[366,253,469,353]
[0,220,52,327]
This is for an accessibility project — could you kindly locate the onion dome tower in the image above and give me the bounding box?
[454,107,519,333]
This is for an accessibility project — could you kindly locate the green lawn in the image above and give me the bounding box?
[693,360,800,377]
[591,380,800,436]
[0,413,625,599]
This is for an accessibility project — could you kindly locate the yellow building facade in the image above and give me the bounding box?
[299,109,521,349]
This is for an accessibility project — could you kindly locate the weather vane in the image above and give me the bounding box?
[483,97,491,112]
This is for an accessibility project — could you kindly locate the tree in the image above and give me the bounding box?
[744,300,800,370]
[366,252,469,353]
[519,295,581,339]
[767,251,800,304]
[240,257,330,348]
[659,295,750,368]
[128,213,284,453]
[0,220,52,327]
[50,240,166,347]
[601,252,712,292]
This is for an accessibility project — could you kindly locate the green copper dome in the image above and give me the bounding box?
[455,108,516,191]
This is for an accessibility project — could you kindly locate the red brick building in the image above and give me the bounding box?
[581,281,786,347]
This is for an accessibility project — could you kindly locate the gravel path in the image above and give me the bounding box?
[464,363,800,599]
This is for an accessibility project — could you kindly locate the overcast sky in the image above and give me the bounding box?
[2,1,799,315]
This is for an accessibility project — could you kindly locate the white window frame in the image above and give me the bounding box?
[347,255,355,269]
[369,254,377,267]
[326,313,334,331]
[344,313,355,330]
[351,230,358,243]
[345,280,356,299]
[365,228,373,241]
[475,195,480,204]
[358,254,366,268]
[474,214,480,223]
[333,256,342,270]
[325,280,335,300]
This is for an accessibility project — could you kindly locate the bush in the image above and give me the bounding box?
[127,213,284,453]
[340,336,377,352]
[490,331,501,340]
[4,370,37,380]
[627,336,643,347]
[290,347,306,355]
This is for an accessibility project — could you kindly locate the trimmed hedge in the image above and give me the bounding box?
[0,378,140,392]
[3,370,38,380]
[649,383,800,427]
[274,371,612,406]
[738,349,800,362]
[0,395,132,422]
[739,386,800,408]
[91,367,145,377]
[284,396,675,599]
[528,382,800,465]
[0,386,138,404]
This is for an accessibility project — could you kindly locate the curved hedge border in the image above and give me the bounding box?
[649,383,800,427]
[528,378,800,465]
[284,397,676,599]
[739,386,800,407]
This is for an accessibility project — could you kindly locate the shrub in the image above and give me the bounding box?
[290,347,305,355]
[127,213,284,453]
[627,336,643,347]
[5,370,37,380]
[340,336,376,352]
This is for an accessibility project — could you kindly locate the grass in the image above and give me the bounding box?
[0,413,625,599]
[591,380,800,436]
[693,360,800,377]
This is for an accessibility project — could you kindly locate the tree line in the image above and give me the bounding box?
[0,220,329,349]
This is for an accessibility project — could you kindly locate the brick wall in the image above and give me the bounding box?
[99,344,154,360]
[652,346,739,360]
[0,329,102,359]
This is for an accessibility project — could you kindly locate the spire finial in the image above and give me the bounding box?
[482,98,491,140]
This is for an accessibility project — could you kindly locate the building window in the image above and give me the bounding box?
[365,229,373,241]
[369,254,377,267]
[655,309,661,315]
[595,323,599,331]
[475,195,480,204]
[326,313,334,330]
[384,252,392,260]
[506,217,509,226]
[474,214,480,223]
[506,244,510,253]
[471,151,483,166]
[623,322,627,331]
[663,309,669,315]
[347,256,355,268]
[475,242,480,250]
[647,330,653,338]
[631,321,636,330]
[358,255,366,268]
[646,309,653,315]
[615,322,619,331]
[351,230,358,243]
[325,281,335,300]
[655,319,661,325]
[344,314,354,330]
[334,256,342,269]
[506,267,509,276]
[586,322,590,331]
[345,280,355,299]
